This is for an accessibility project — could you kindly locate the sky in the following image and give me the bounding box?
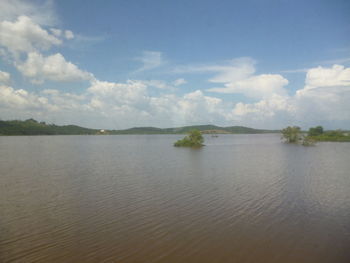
[0,0,349,129]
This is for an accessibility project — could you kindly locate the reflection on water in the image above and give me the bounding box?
[0,134,349,262]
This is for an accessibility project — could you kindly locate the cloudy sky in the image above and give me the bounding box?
[0,0,349,129]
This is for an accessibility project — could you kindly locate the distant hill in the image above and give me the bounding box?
[111,127,167,134]
[110,124,279,134]
[0,119,279,135]
[224,126,278,134]
[0,119,98,135]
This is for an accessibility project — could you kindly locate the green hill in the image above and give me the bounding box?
[224,126,278,134]
[111,127,166,134]
[110,124,278,134]
[0,119,279,135]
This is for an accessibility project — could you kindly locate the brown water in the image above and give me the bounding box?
[1,134,350,263]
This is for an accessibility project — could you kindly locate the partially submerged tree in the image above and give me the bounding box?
[174,129,204,147]
[282,126,316,146]
[301,136,316,146]
[281,126,301,143]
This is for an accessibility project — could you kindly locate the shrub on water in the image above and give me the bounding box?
[174,129,204,147]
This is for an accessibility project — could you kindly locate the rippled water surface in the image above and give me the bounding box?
[1,134,350,262]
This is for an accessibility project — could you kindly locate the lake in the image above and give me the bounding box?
[1,134,349,262]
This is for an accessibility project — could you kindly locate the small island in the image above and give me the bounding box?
[281,125,350,146]
[174,129,204,147]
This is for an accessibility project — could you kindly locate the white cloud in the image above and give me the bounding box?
[135,51,164,72]
[0,11,92,85]
[173,78,187,86]
[175,90,226,124]
[0,84,91,122]
[231,94,293,118]
[228,64,350,128]
[64,30,74,40]
[184,57,289,100]
[0,16,62,55]
[208,74,289,99]
[0,0,58,26]
[88,79,148,107]
[141,79,186,90]
[0,84,50,110]
[16,52,93,83]
[142,80,170,90]
[50,28,62,37]
[304,64,350,89]
[208,58,256,83]
[173,57,256,83]
[0,70,10,84]
[41,89,86,111]
[87,82,227,127]
[293,65,350,125]
[0,78,230,128]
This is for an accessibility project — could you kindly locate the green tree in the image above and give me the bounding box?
[308,126,323,136]
[281,126,301,143]
[174,129,204,147]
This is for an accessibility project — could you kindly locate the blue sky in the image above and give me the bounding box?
[0,0,349,129]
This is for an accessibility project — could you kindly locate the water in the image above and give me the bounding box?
[1,134,349,262]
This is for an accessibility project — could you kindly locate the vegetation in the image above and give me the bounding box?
[281,125,350,145]
[307,127,350,142]
[0,119,99,135]
[301,136,316,146]
[281,126,316,146]
[174,130,204,147]
[308,126,323,136]
[281,126,302,143]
